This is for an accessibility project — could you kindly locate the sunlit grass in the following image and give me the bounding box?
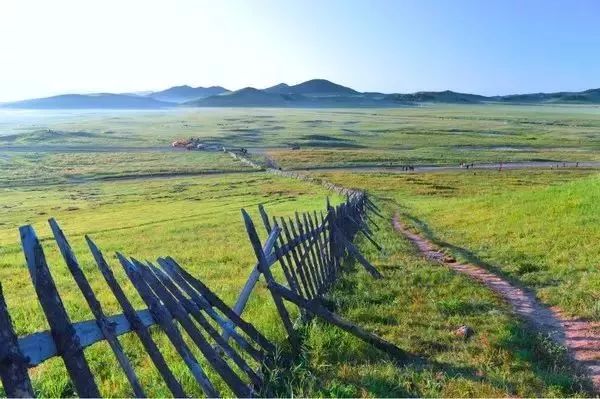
[318,169,600,320]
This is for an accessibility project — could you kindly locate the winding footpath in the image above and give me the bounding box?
[392,214,600,393]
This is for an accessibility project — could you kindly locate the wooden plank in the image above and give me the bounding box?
[163,257,276,355]
[19,225,100,398]
[241,210,300,355]
[18,310,154,367]
[148,263,262,389]
[226,226,280,340]
[49,219,146,398]
[258,205,301,297]
[328,207,341,282]
[301,213,326,293]
[335,229,383,279]
[288,217,321,297]
[344,214,382,251]
[86,237,187,398]
[267,282,409,363]
[306,213,329,293]
[266,222,326,264]
[317,211,333,287]
[118,254,219,398]
[0,282,34,398]
[271,216,305,299]
[155,258,264,364]
[279,217,316,299]
[135,260,252,398]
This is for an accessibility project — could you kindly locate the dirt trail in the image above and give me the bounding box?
[392,213,600,392]
[295,161,600,174]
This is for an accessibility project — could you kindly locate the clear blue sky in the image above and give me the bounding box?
[1,0,599,101]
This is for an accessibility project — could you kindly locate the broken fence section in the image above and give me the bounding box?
[0,192,407,398]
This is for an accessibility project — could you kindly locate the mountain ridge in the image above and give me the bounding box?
[3,80,600,109]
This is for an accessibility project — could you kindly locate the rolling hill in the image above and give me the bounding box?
[2,93,173,109]
[264,79,358,96]
[4,80,600,109]
[147,85,229,103]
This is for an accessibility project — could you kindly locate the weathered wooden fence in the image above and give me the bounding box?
[0,192,406,398]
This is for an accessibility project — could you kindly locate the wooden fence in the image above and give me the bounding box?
[0,192,406,398]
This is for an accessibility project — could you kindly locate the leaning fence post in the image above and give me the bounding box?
[85,237,186,398]
[49,219,146,398]
[20,225,101,398]
[241,209,301,355]
[0,282,34,398]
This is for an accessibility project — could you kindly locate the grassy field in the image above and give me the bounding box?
[0,150,248,187]
[1,105,599,169]
[1,169,592,397]
[317,168,600,320]
[1,104,598,396]
[280,203,590,397]
[0,171,343,396]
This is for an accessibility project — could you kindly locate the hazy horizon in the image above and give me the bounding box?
[2,0,599,102]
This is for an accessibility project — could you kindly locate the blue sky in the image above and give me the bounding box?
[1,0,599,101]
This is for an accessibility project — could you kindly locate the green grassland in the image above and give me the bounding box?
[0,150,248,188]
[0,172,342,396]
[0,170,591,397]
[1,105,599,169]
[0,104,598,396]
[286,204,590,397]
[317,169,600,320]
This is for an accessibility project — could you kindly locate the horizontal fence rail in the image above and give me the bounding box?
[0,191,407,398]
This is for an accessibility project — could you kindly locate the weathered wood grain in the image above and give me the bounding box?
[20,225,100,398]
[0,283,34,398]
[49,219,146,398]
[86,237,186,398]
[118,254,218,398]
[241,210,300,355]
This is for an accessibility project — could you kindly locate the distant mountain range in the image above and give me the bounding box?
[147,85,229,103]
[3,79,600,109]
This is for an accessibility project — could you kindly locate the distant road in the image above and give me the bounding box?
[291,161,600,173]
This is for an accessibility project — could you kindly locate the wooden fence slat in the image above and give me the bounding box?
[279,218,315,299]
[271,216,305,299]
[335,230,383,279]
[118,254,219,398]
[155,258,265,364]
[49,219,146,398]
[241,211,300,355]
[290,217,321,296]
[325,208,337,283]
[304,213,327,293]
[134,260,252,398]
[85,237,187,398]
[162,257,276,355]
[148,264,262,389]
[267,282,410,363]
[344,214,382,251]
[298,213,324,291]
[288,217,321,296]
[225,226,280,342]
[0,283,34,398]
[305,213,328,293]
[258,205,301,298]
[19,225,101,398]
[318,211,334,287]
[313,211,333,291]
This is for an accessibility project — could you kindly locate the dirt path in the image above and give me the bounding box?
[295,161,600,174]
[392,213,600,392]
